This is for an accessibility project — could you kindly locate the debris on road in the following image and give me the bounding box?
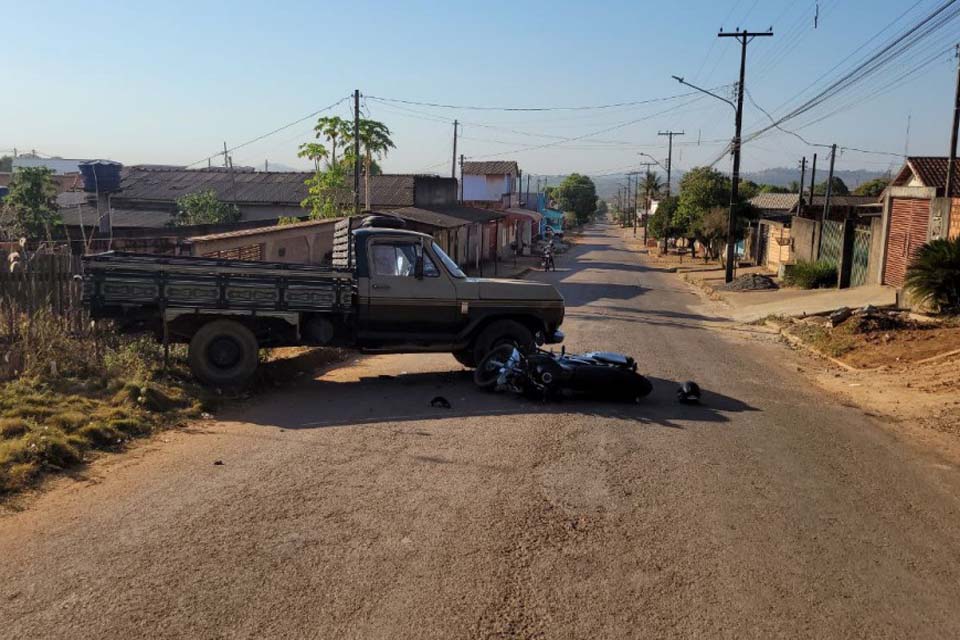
[213,460,224,466]
[429,396,452,409]
[718,273,778,292]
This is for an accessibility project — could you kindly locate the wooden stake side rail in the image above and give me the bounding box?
[82,252,355,315]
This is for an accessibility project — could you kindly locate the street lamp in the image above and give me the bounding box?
[672,74,741,282]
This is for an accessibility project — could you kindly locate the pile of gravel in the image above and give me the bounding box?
[718,273,778,292]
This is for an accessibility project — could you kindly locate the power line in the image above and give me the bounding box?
[185,95,351,168]
[364,90,702,112]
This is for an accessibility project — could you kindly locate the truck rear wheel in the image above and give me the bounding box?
[188,320,259,387]
[473,320,535,365]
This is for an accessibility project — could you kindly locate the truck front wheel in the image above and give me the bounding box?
[472,320,535,365]
[188,320,259,387]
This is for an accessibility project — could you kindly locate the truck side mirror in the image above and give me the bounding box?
[414,240,425,280]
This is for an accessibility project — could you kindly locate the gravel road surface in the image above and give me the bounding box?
[3,222,960,639]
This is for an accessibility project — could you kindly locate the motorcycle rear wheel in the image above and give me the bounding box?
[473,344,516,389]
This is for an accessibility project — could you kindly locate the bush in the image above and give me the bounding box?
[783,260,838,289]
[905,237,960,314]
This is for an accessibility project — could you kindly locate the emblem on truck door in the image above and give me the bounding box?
[460,302,469,315]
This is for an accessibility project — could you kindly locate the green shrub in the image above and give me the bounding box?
[905,237,960,314]
[784,260,838,289]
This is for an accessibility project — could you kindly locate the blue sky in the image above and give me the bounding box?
[3,0,958,179]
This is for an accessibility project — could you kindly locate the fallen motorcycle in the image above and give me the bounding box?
[474,345,653,403]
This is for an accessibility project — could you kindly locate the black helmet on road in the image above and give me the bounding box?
[677,381,701,403]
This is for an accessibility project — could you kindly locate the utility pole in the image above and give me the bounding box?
[822,144,837,224]
[718,28,774,283]
[353,89,361,215]
[459,154,465,203]
[808,153,818,209]
[658,131,684,195]
[632,172,641,236]
[224,141,238,206]
[945,44,960,198]
[451,120,458,179]
[798,156,807,207]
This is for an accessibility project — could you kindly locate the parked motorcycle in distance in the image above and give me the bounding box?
[474,345,653,403]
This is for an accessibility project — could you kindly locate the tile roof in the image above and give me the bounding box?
[806,195,879,207]
[115,167,417,207]
[749,193,799,211]
[462,161,519,176]
[384,206,505,229]
[891,157,960,196]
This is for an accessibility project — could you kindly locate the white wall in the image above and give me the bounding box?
[463,173,512,201]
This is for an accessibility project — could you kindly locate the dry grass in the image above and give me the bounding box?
[0,320,212,496]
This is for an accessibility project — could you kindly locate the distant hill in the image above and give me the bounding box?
[740,167,891,189]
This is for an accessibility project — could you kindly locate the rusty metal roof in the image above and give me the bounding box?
[384,206,505,229]
[462,161,519,176]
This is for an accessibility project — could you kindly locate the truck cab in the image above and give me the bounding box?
[351,227,564,366]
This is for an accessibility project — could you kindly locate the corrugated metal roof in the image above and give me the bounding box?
[462,161,519,176]
[115,167,417,207]
[188,217,341,242]
[59,203,173,228]
[385,206,505,229]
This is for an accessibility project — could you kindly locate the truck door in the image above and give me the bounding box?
[360,238,460,337]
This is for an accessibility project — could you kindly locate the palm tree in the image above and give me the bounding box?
[345,119,395,210]
[297,142,328,173]
[641,171,662,212]
[313,116,350,166]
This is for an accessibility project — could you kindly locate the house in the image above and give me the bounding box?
[879,157,960,289]
[462,161,519,207]
[749,193,799,221]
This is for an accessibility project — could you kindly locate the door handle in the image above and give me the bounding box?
[372,284,391,290]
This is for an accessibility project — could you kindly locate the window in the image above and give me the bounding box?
[371,243,439,277]
[432,244,465,279]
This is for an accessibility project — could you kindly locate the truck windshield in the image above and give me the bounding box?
[432,244,466,279]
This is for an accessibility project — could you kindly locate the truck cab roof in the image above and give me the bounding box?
[351,227,433,242]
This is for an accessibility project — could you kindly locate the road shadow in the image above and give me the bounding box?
[228,368,758,433]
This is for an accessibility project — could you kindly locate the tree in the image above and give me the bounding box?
[343,118,395,209]
[853,177,889,197]
[814,176,849,195]
[297,142,328,173]
[674,166,729,238]
[171,190,241,226]
[641,171,663,209]
[1,167,60,239]
[0,155,12,172]
[759,183,792,194]
[646,195,679,242]
[313,116,350,166]
[595,199,608,217]
[554,174,598,225]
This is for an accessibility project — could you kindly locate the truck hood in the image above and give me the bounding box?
[466,278,563,302]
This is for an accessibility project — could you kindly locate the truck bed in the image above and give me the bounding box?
[82,252,355,316]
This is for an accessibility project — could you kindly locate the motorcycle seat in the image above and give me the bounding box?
[584,351,634,368]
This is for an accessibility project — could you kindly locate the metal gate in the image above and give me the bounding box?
[850,225,872,287]
[819,220,843,265]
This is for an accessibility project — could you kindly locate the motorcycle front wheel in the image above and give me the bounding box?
[474,344,516,389]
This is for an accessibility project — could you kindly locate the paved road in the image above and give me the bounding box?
[3,222,960,639]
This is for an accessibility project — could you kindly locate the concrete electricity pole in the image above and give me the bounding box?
[658,130,684,196]
[451,120,458,179]
[798,156,807,208]
[718,28,773,283]
[945,44,960,198]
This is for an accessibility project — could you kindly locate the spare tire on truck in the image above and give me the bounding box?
[188,319,259,387]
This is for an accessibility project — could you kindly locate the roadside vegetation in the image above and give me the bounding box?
[782,259,838,289]
[0,316,212,495]
[905,236,960,314]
